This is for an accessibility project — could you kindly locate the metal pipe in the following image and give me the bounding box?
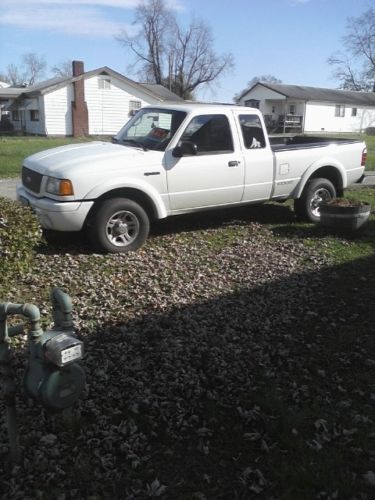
[0,301,43,462]
[0,302,43,341]
[50,288,74,331]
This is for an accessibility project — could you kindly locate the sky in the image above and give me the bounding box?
[0,0,374,102]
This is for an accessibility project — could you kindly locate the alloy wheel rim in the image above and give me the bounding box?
[105,210,140,246]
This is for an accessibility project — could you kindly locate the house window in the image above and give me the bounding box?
[30,110,39,121]
[335,105,345,117]
[352,107,357,117]
[245,99,260,109]
[98,78,111,90]
[12,110,20,121]
[289,104,296,115]
[129,100,142,117]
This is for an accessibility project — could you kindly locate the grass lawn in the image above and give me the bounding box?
[363,133,375,169]
[0,136,96,178]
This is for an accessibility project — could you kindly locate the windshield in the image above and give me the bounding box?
[115,108,187,152]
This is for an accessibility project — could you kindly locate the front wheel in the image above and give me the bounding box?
[90,198,150,253]
[294,178,336,222]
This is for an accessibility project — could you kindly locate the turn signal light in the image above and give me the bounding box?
[59,180,74,196]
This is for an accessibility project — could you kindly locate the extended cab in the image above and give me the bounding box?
[17,103,367,252]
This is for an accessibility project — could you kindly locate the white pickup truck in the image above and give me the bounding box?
[17,103,366,253]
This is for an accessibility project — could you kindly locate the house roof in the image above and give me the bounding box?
[242,82,375,106]
[0,66,183,102]
[0,87,24,98]
[140,83,184,102]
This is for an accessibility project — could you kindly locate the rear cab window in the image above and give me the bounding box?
[239,114,266,149]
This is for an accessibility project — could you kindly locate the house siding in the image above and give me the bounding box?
[85,76,154,136]
[304,101,375,133]
[44,85,74,135]
[240,83,375,133]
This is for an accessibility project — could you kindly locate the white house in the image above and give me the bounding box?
[237,82,375,133]
[0,61,183,136]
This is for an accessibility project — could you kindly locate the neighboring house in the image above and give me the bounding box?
[237,82,375,133]
[0,83,17,118]
[0,61,183,136]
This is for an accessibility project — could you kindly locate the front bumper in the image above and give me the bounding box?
[17,185,94,232]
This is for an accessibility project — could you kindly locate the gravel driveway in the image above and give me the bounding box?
[0,178,18,200]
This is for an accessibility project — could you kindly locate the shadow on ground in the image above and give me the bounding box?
[9,247,374,500]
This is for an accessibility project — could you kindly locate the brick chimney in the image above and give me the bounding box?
[71,60,88,137]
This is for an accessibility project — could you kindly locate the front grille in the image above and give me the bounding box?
[22,166,43,194]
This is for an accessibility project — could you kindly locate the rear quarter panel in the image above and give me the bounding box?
[272,141,365,199]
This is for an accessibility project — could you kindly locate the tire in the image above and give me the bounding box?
[294,178,336,222]
[90,198,150,253]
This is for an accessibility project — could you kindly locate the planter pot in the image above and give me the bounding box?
[319,200,371,232]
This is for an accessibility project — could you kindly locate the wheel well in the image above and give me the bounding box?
[85,188,157,227]
[309,166,343,196]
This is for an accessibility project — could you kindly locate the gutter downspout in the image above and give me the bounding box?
[283,97,287,134]
[302,101,307,134]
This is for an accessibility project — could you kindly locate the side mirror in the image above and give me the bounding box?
[173,141,198,158]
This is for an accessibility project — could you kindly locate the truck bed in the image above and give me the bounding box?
[270,135,362,152]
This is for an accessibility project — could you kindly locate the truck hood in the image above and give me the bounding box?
[23,141,159,177]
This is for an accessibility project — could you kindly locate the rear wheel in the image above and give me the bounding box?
[90,198,150,253]
[294,178,336,222]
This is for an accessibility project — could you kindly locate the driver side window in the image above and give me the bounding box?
[180,114,234,154]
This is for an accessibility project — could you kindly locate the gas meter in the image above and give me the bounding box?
[0,288,86,461]
[24,328,85,411]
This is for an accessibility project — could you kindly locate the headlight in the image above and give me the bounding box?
[46,176,74,196]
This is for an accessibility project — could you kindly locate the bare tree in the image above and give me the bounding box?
[328,7,375,91]
[5,64,24,86]
[0,72,11,84]
[234,75,282,103]
[169,18,234,99]
[1,53,46,86]
[22,53,47,85]
[116,0,234,99]
[51,60,73,78]
[117,0,172,84]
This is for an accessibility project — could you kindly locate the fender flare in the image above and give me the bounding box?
[84,178,168,219]
[293,157,347,199]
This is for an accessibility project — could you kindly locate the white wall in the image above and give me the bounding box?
[44,85,74,135]
[84,76,157,135]
[304,101,375,133]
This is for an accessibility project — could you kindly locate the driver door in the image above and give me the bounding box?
[165,113,244,211]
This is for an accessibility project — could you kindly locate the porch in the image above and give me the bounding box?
[264,113,304,133]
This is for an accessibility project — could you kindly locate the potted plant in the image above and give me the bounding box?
[319,198,371,232]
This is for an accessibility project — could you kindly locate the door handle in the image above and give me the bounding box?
[228,160,240,167]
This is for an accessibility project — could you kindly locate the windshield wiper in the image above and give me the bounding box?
[122,139,148,151]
